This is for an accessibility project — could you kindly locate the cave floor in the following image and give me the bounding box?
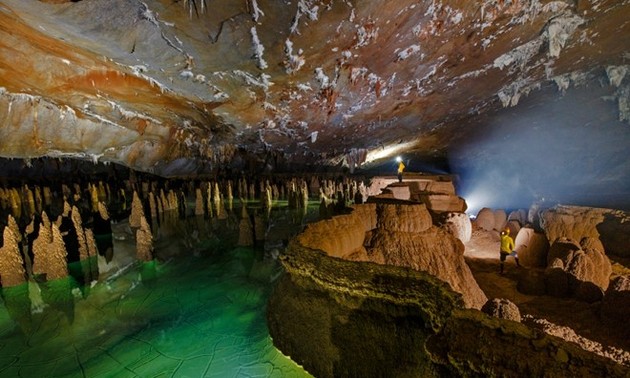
[464,228,630,365]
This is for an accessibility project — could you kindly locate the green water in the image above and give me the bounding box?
[0,204,316,377]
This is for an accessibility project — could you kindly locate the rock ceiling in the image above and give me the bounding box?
[0,0,629,183]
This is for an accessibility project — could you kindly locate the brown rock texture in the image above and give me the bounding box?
[298,200,486,309]
[481,298,521,322]
[439,212,472,244]
[370,225,487,309]
[475,207,496,231]
[135,215,153,262]
[296,212,366,259]
[32,222,68,281]
[0,226,26,287]
[268,240,630,378]
[544,238,612,301]
[514,226,549,267]
[129,190,144,228]
[540,206,630,258]
[427,309,629,378]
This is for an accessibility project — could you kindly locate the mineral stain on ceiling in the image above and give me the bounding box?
[0,0,629,196]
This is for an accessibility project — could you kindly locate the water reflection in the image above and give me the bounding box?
[0,201,318,377]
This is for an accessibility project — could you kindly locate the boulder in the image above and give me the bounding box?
[601,275,630,324]
[514,227,549,268]
[481,298,521,322]
[508,209,528,226]
[440,212,472,243]
[506,219,521,236]
[544,239,612,300]
[475,208,495,231]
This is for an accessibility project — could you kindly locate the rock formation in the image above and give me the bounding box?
[544,237,612,302]
[32,218,68,281]
[514,226,549,267]
[481,298,521,322]
[129,191,144,228]
[0,226,26,287]
[297,200,486,309]
[540,205,630,258]
[135,215,153,262]
[268,233,629,378]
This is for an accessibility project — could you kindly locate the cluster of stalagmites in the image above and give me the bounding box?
[267,178,630,377]
[0,180,115,288]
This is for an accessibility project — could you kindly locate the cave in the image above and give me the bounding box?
[0,1,629,377]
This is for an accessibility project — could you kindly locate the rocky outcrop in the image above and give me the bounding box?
[268,241,630,378]
[298,201,486,309]
[544,238,612,302]
[514,227,549,267]
[369,225,487,309]
[540,205,630,258]
[601,275,630,326]
[438,212,472,243]
[426,309,629,378]
[475,207,507,231]
[296,212,366,260]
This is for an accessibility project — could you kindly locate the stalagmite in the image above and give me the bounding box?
[136,215,153,262]
[7,214,22,244]
[195,188,204,216]
[227,181,233,209]
[34,186,42,214]
[89,183,99,211]
[0,226,26,287]
[42,186,51,208]
[71,205,89,261]
[9,188,21,219]
[129,191,144,228]
[24,186,36,218]
[33,220,68,281]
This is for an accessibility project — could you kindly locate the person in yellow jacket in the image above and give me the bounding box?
[396,157,405,182]
[500,227,520,273]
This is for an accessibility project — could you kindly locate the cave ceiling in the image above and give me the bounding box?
[0,0,628,177]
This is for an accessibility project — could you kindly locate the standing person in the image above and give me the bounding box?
[396,157,405,183]
[500,228,520,273]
